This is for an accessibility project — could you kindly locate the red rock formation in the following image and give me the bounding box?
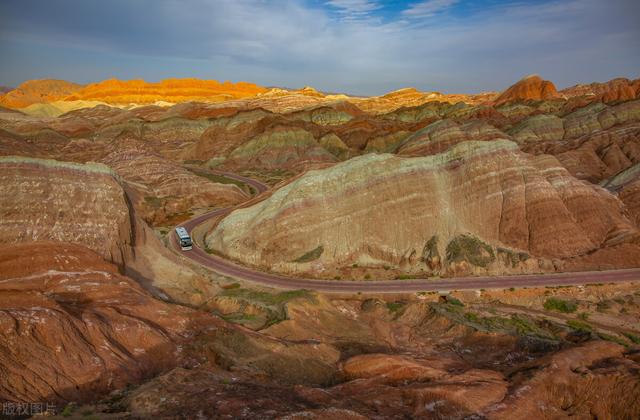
[65,78,268,104]
[0,79,84,108]
[561,77,640,103]
[485,341,640,418]
[0,241,214,404]
[208,140,640,278]
[397,119,507,156]
[0,157,133,268]
[494,75,560,105]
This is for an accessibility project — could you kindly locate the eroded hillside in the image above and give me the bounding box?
[1,75,639,418]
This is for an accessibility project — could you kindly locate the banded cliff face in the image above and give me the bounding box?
[0,156,133,267]
[207,140,640,277]
[64,78,268,104]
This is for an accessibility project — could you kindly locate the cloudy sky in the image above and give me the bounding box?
[0,0,638,95]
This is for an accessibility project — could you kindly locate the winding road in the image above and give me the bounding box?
[172,169,640,293]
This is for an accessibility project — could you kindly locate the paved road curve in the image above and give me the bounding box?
[174,170,640,293]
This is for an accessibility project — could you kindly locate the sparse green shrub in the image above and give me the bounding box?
[446,234,495,267]
[144,195,163,208]
[464,312,480,322]
[386,302,404,313]
[566,319,592,332]
[364,274,371,280]
[544,298,577,313]
[598,332,628,346]
[622,332,640,344]
[293,245,324,263]
[447,296,464,307]
[220,288,313,306]
[395,274,418,280]
[497,247,529,267]
[61,404,75,417]
[578,312,589,321]
[421,235,440,262]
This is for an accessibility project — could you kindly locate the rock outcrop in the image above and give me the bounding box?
[65,78,268,104]
[221,126,337,171]
[207,140,640,277]
[494,75,560,105]
[100,147,248,225]
[560,77,640,103]
[0,79,84,108]
[0,156,133,267]
[0,241,214,404]
[0,155,217,305]
[397,119,507,156]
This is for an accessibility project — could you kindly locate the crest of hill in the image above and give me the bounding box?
[64,78,268,104]
[0,79,84,108]
[560,77,640,103]
[494,74,560,105]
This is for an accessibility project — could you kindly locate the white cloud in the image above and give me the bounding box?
[402,0,458,18]
[325,0,381,20]
[1,0,639,94]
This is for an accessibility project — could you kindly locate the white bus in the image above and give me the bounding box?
[175,227,193,251]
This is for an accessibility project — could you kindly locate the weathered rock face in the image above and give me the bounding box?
[222,126,337,171]
[0,79,84,108]
[602,163,640,226]
[0,156,133,268]
[560,77,640,103]
[485,341,640,419]
[0,241,213,404]
[397,119,507,156]
[65,78,268,104]
[494,75,560,105]
[352,87,497,114]
[208,140,640,277]
[100,148,248,225]
[0,155,215,305]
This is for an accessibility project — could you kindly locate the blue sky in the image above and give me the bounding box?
[0,0,638,95]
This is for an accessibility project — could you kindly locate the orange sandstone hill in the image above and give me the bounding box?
[0,79,84,108]
[493,74,560,105]
[64,78,268,105]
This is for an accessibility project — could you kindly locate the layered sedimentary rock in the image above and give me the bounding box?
[0,155,214,305]
[560,77,640,103]
[0,79,84,108]
[602,163,640,226]
[101,148,248,225]
[0,241,214,404]
[494,75,560,105]
[396,119,507,156]
[0,156,133,267]
[65,78,268,104]
[352,88,497,114]
[208,140,640,277]
[518,100,640,182]
[221,126,337,171]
